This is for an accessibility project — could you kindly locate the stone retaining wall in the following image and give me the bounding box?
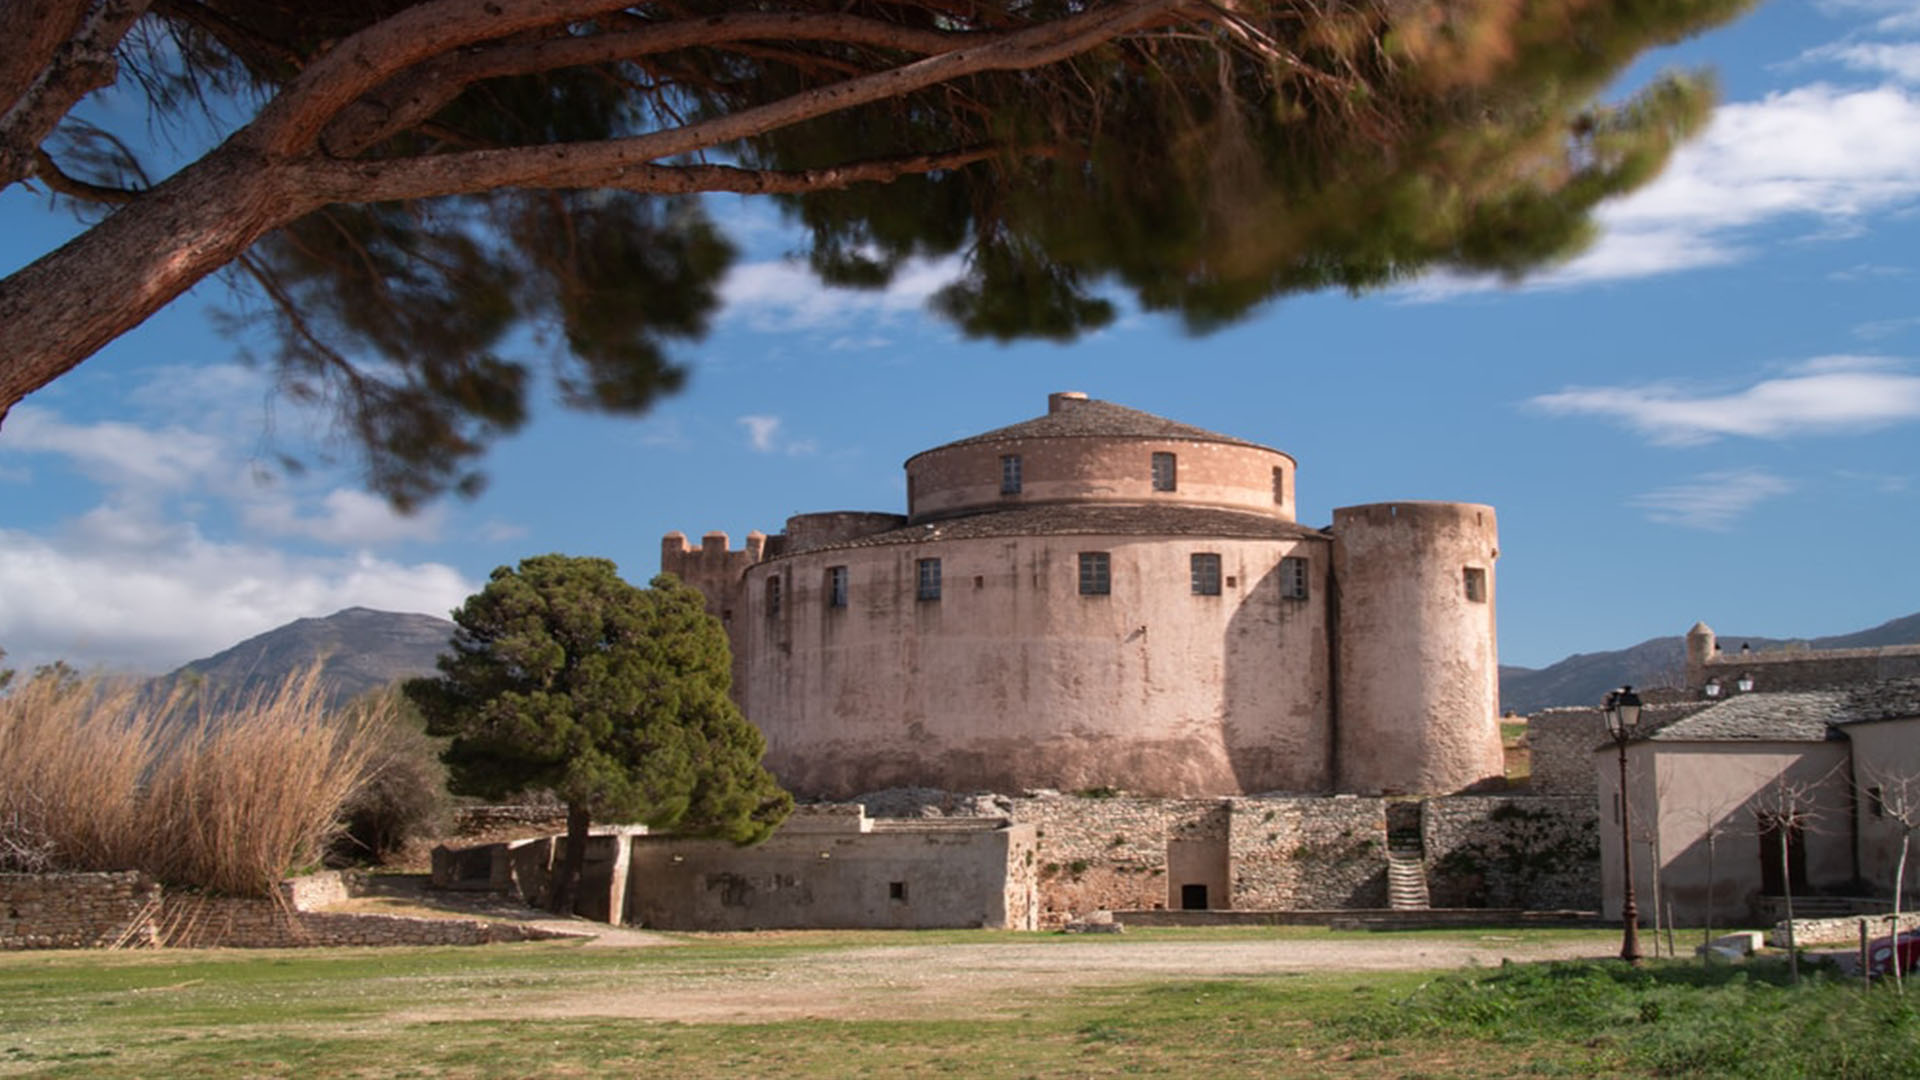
[1,872,160,949]
[2,871,576,950]
[1423,796,1599,910]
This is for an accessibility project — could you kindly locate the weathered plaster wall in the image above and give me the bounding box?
[1422,796,1599,910]
[905,435,1297,523]
[1849,717,1920,902]
[1598,741,1855,924]
[623,814,1035,931]
[742,534,1334,798]
[1331,501,1504,796]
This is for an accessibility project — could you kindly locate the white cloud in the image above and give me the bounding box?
[1854,315,1920,340]
[1529,357,1920,443]
[1629,469,1795,530]
[0,521,472,674]
[479,519,529,543]
[2,405,225,491]
[242,488,447,545]
[735,414,817,456]
[719,255,961,332]
[738,414,782,452]
[1406,84,1920,297]
[1808,41,1920,81]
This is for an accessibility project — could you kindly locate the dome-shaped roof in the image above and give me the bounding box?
[908,394,1271,461]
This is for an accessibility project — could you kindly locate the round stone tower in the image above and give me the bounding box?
[1330,501,1503,795]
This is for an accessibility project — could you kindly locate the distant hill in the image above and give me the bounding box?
[161,607,455,708]
[1500,611,1920,716]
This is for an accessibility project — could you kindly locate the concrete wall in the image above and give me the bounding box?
[1422,796,1599,910]
[1598,741,1855,925]
[741,533,1334,798]
[905,434,1297,523]
[1331,501,1504,796]
[623,812,1036,931]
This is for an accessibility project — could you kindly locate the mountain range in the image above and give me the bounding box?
[162,606,1920,716]
[160,607,456,708]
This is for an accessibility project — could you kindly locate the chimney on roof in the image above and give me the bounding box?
[1049,391,1089,413]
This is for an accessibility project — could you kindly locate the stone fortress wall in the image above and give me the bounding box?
[665,392,1506,801]
[1687,622,1920,697]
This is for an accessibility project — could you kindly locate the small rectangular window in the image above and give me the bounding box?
[1151,452,1177,492]
[1870,786,1886,818]
[765,576,782,617]
[1280,557,1308,600]
[1000,454,1022,495]
[827,566,848,609]
[1272,466,1286,505]
[888,881,908,902]
[917,558,942,601]
[1191,553,1221,596]
[1464,566,1488,603]
[1079,552,1111,596]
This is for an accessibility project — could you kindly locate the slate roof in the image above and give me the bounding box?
[909,398,1277,459]
[767,503,1326,558]
[1646,677,1920,743]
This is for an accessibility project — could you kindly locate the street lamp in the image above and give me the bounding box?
[1603,685,1645,966]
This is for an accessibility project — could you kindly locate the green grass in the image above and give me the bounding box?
[1,931,1912,1078]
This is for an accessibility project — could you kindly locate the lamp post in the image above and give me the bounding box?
[1604,685,1644,966]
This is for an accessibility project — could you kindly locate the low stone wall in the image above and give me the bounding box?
[1705,646,1920,695]
[1,872,160,949]
[3,871,577,950]
[156,895,570,948]
[1773,911,1920,948]
[1423,796,1600,910]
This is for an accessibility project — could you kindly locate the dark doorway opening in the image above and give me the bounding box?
[1757,813,1808,895]
[1180,884,1209,910]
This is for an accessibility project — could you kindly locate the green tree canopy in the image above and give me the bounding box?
[2,0,1755,506]
[406,555,790,910]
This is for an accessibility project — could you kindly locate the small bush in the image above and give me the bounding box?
[330,692,451,865]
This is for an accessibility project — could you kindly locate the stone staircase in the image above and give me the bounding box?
[1386,846,1431,911]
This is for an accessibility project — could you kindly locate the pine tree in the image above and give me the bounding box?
[407,555,791,914]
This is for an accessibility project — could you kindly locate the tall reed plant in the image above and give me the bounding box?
[0,668,382,897]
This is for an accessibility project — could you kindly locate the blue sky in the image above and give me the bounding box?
[4,0,1920,676]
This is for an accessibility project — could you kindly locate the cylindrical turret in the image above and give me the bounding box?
[1331,501,1502,795]
[1685,621,1716,689]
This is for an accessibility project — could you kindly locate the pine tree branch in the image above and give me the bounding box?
[313,0,1186,202]
[0,0,153,191]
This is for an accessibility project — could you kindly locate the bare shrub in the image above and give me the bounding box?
[329,691,451,866]
[0,667,383,897]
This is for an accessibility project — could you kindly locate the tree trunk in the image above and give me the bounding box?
[1894,832,1909,993]
[1703,831,1716,963]
[548,803,591,915]
[0,139,308,422]
[1782,828,1799,984]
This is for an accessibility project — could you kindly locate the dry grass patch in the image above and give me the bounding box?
[0,669,383,896]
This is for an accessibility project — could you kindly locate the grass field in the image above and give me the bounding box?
[2,928,1914,1078]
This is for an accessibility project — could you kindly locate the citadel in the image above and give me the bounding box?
[664,391,1505,801]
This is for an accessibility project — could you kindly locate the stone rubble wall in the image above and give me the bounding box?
[1,872,160,949]
[1703,646,1920,695]
[1422,796,1599,910]
[1773,911,1920,948]
[2,870,576,950]
[1525,709,1605,796]
[1227,797,1388,910]
[854,789,1394,924]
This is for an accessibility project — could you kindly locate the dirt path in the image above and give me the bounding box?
[399,936,1610,1024]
